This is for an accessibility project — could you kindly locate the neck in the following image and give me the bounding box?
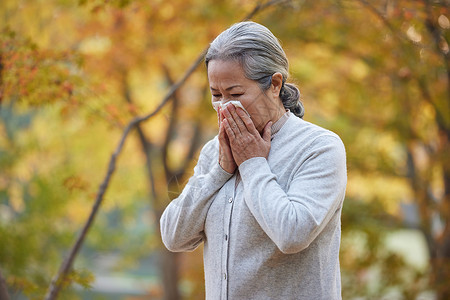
[271,105,287,124]
[257,101,286,134]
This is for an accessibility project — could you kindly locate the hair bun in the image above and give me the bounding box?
[280,83,304,118]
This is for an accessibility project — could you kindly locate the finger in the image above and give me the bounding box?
[218,122,236,168]
[222,118,236,139]
[219,106,229,133]
[217,106,221,127]
[226,105,247,133]
[218,117,225,138]
[235,107,259,136]
[220,106,227,123]
[218,125,226,146]
[218,122,233,156]
[262,121,272,142]
[222,105,241,134]
[218,115,230,143]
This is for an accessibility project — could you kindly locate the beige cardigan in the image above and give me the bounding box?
[160,112,347,299]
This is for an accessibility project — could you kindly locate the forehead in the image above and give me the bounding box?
[207,60,249,88]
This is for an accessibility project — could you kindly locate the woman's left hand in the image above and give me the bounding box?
[221,104,272,166]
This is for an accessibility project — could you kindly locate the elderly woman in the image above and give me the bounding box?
[160,21,347,300]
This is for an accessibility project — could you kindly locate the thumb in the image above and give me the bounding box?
[262,121,272,142]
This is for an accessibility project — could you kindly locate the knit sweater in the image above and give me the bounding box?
[160,112,347,299]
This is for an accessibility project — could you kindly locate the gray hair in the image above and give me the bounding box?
[205,21,304,118]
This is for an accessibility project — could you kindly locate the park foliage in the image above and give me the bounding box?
[0,0,449,299]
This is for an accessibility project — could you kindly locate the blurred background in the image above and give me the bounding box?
[0,0,449,299]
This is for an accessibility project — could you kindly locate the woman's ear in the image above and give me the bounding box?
[271,72,283,97]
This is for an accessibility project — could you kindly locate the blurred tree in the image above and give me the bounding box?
[1,0,449,299]
[0,22,94,299]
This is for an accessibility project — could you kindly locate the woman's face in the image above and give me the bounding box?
[207,59,282,132]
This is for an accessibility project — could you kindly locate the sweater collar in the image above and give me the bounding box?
[271,111,290,137]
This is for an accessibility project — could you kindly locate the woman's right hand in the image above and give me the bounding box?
[218,106,237,174]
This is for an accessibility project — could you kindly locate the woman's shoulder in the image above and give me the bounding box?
[282,113,345,155]
[286,113,343,141]
[197,135,220,163]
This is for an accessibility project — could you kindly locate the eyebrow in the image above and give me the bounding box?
[210,85,243,92]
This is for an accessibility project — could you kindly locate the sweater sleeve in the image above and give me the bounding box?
[160,138,233,252]
[239,134,347,254]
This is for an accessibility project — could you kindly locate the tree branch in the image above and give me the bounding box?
[243,0,293,21]
[121,73,158,201]
[160,64,204,184]
[176,122,202,179]
[44,46,205,300]
[356,0,424,48]
[44,1,290,299]
[423,0,450,111]
[0,50,3,106]
[406,147,437,256]
[161,64,180,182]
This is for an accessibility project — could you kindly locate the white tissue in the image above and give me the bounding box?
[212,100,250,117]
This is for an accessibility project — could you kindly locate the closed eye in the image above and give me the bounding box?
[231,94,243,98]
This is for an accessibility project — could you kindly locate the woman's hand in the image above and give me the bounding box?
[218,106,238,173]
[221,104,272,166]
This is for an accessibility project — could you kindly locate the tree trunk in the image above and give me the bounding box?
[0,269,10,300]
[121,74,181,300]
[133,126,181,300]
[436,142,450,300]
[160,249,180,300]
